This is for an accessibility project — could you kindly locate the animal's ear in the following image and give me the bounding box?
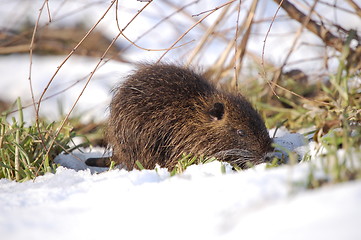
[209,102,225,121]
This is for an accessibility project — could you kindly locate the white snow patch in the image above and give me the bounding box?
[1,163,360,240]
[1,130,361,240]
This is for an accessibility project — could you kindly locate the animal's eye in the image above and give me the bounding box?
[237,129,246,137]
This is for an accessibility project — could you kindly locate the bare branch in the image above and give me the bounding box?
[157,0,237,62]
[232,0,259,87]
[346,0,361,18]
[273,0,344,52]
[273,0,361,73]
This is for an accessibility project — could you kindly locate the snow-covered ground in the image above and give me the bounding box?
[1,129,361,240]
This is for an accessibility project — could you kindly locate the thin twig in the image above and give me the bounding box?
[272,0,345,52]
[261,0,285,98]
[186,2,231,65]
[345,0,361,18]
[116,0,194,52]
[28,0,49,151]
[121,32,195,52]
[261,0,331,106]
[208,5,241,81]
[272,0,319,88]
[119,0,199,52]
[35,0,116,126]
[31,1,116,169]
[192,0,236,17]
[318,0,359,15]
[45,0,52,22]
[233,0,242,88]
[157,0,236,62]
[232,0,259,87]
[36,32,122,178]
[35,0,154,177]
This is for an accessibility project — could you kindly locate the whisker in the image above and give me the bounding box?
[212,148,272,169]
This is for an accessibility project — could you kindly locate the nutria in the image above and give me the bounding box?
[86,63,273,170]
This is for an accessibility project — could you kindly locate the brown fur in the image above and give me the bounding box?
[88,63,273,170]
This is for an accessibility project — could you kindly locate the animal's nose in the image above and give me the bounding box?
[264,152,275,162]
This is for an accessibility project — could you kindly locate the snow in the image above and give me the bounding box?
[1,131,361,240]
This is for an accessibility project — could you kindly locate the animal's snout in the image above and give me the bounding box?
[263,152,276,162]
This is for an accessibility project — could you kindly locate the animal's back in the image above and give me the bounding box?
[116,64,215,110]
